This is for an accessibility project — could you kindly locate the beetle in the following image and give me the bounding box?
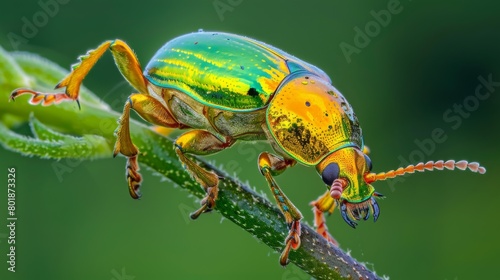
[10,30,486,266]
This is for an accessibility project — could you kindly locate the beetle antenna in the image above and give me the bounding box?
[364,160,486,183]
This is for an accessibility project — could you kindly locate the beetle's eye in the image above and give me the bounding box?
[364,154,372,171]
[322,162,340,186]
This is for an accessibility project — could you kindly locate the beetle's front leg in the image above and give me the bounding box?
[114,93,182,199]
[174,131,235,219]
[258,152,302,266]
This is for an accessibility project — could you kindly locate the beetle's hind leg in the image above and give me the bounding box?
[114,93,183,198]
[310,191,338,245]
[174,130,235,219]
[10,39,147,106]
[258,152,302,266]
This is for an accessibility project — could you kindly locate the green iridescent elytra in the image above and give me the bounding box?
[144,31,331,111]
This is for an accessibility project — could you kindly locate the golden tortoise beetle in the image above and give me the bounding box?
[10,30,486,266]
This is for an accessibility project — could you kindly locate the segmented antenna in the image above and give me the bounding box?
[364,160,486,183]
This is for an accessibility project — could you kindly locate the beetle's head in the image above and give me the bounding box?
[317,147,487,228]
[317,147,379,228]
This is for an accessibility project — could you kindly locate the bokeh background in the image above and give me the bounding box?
[0,0,499,279]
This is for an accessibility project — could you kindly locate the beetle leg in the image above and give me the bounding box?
[114,93,182,199]
[174,130,235,219]
[10,40,147,106]
[258,152,302,266]
[310,191,338,245]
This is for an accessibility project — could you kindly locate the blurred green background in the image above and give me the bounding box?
[0,0,499,279]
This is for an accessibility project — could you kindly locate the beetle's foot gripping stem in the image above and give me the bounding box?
[174,130,235,219]
[175,143,220,219]
[189,185,218,219]
[258,152,302,266]
[9,89,77,107]
[280,220,301,266]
